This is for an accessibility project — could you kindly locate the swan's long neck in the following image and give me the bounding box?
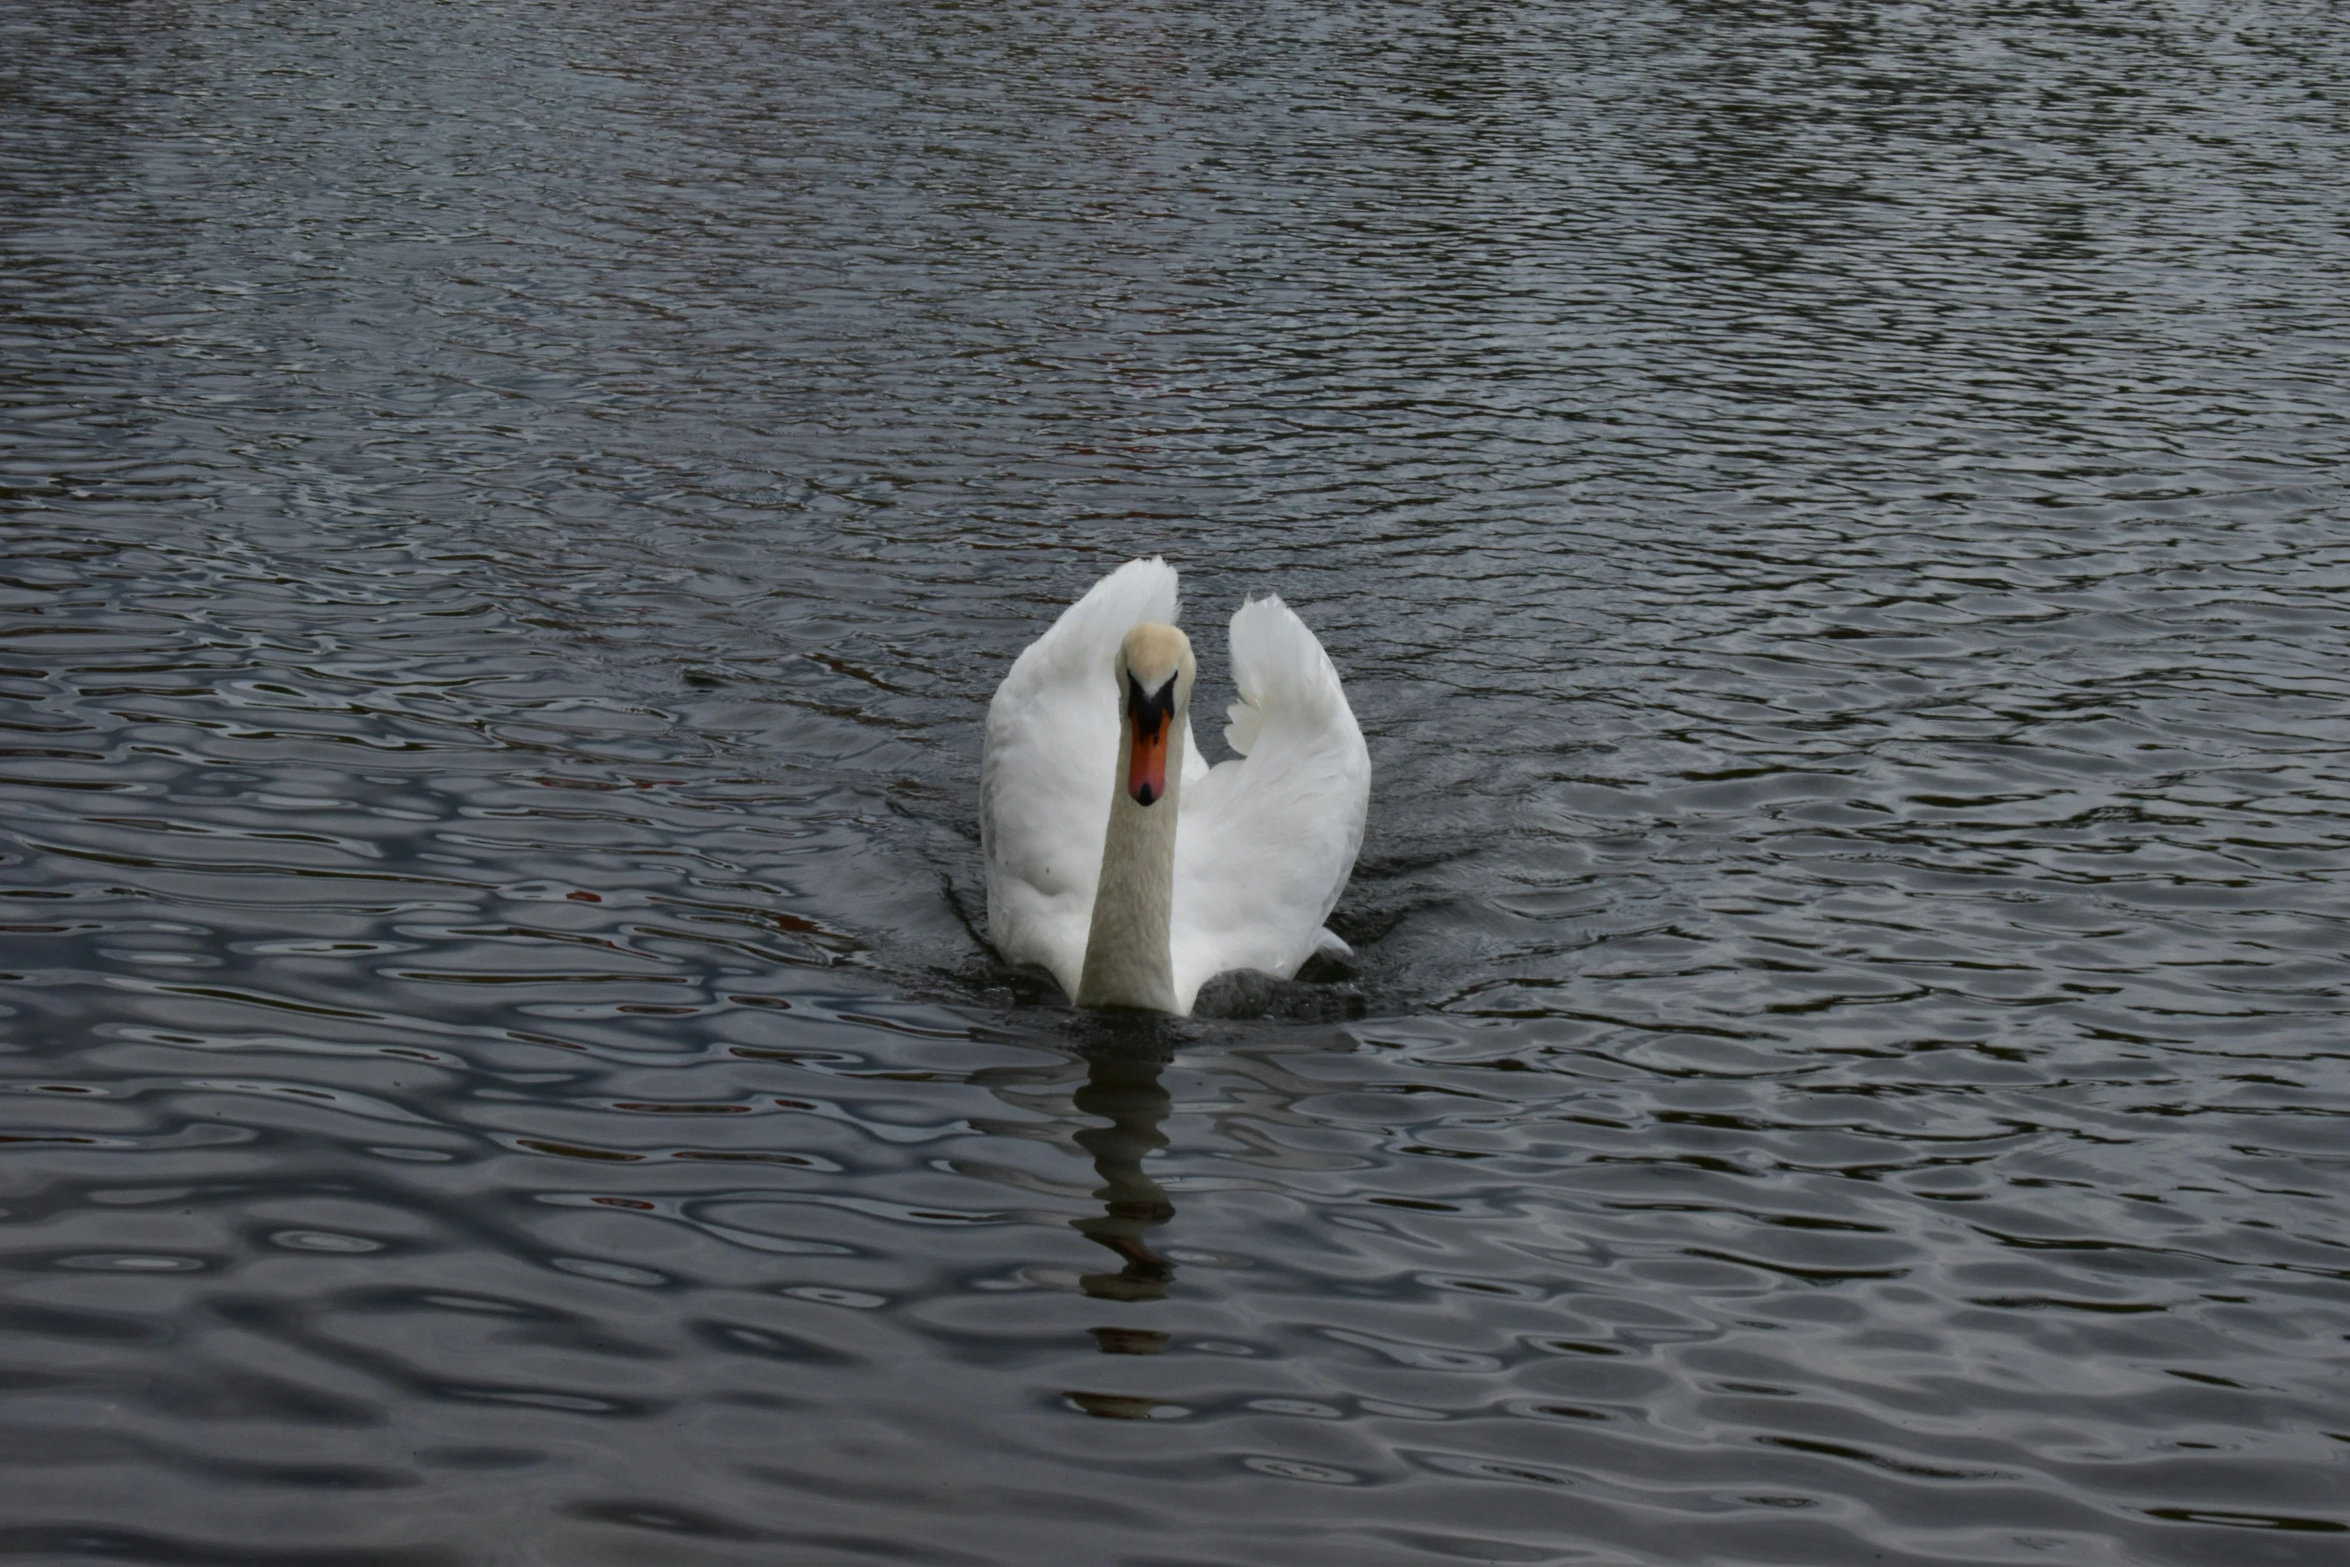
[1077,718,1184,1012]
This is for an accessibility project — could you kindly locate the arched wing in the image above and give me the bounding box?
[1170,595,1369,1008]
[981,558,1179,996]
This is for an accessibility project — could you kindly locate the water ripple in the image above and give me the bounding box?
[4,0,2348,1561]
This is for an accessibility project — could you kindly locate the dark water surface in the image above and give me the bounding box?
[4,0,2348,1561]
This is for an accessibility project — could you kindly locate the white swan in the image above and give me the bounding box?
[981,557,1370,1016]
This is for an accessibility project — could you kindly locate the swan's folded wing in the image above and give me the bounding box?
[981,558,1179,996]
[1171,595,1369,1008]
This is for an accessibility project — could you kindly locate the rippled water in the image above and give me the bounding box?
[5,0,2348,1561]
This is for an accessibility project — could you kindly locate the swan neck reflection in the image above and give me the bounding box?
[1070,1050,1175,1303]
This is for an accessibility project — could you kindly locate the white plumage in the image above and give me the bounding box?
[981,557,1370,1016]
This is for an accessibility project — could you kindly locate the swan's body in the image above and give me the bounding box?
[982,558,1370,1016]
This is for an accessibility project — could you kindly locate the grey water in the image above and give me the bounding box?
[3,0,2347,1562]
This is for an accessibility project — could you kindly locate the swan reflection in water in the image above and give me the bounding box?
[977,1028,1348,1362]
[966,1031,1183,1351]
[1069,1047,1178,1309]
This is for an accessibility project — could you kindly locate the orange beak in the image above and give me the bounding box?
[1125,672,1176,806]
[1128,709,1169,806]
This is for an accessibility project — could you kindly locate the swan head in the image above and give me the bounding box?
[1115,623,1193,809]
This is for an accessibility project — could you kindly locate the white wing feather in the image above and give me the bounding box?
[1169,595,1370,1011]
[981,558,1180,997]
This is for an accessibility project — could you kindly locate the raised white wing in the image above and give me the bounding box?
[981,557,1183,997]
[1169,595,1369,1010]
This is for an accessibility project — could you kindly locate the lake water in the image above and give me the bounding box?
[3,0,2347,1562]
